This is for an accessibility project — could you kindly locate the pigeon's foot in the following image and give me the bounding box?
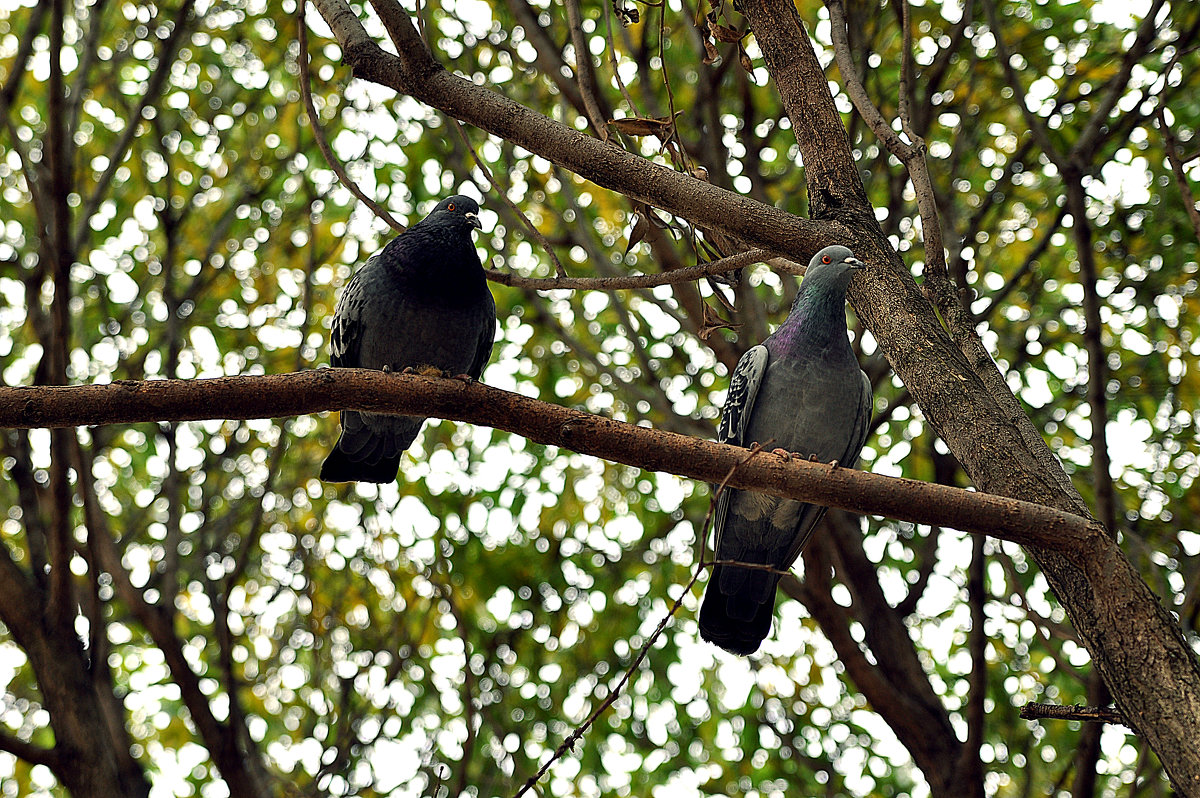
[771,448,792,462]
[400,364,442,377]
[382,365,392,374]
[828,459,840,469]
[449,372,476,383]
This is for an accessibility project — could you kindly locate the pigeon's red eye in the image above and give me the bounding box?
[447,202,456,211]
[822,255,831,264]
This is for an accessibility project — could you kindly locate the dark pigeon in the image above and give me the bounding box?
[699,245,872,655]
[320,195,496,484]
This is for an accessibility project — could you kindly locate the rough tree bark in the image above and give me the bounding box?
[303,0,1200,790]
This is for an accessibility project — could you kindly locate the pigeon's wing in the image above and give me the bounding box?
[839,370,873,469]
[329,256,377,368]
[712,345,770,546]
[717,345,769,446]
[467,295,497,380]
[777,368,873,568]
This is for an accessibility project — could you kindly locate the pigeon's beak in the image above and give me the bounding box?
[845,256,865,270]
[465,212,482,230]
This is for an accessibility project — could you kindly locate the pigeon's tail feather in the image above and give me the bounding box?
[319,411,411,484]
[319,439,402,484]
[699,564,779,656]
[717,556,779,606]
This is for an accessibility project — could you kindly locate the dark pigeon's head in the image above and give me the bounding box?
[804,245,864,287]
[424,195,483,232]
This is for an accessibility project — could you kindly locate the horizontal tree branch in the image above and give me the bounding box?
[484,248,772,291]
[0,370,1101,552]
[1020,702,1128,727]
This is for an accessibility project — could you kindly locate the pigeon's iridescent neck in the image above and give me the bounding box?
[768,280,853,357]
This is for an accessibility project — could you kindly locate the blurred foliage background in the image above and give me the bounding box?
[1,0,1199,795]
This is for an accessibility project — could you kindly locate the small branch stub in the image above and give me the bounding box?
[1019,702,1128,727]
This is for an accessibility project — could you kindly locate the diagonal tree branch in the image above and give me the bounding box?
[1157,107,1200,244]
[317,0,838,259]
[563,0,610,138]
[0,1,49,124]
[0,728,60,772]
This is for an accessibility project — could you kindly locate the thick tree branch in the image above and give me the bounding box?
[722,23,1200,779]
[743,0,871,219]
[0,370,1100,552]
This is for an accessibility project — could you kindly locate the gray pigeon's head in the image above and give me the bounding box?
[804,245,864,286]
[425,195,483,231]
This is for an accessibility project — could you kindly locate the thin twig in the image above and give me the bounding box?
[72,0,196,254]
[825,0,952,318]
[973,205,1067,322]
[298,0,405,232]
[655,0,690,173]
[512,441,763,798]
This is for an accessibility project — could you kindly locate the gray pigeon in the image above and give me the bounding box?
[320,195,496,484]
[699,245,871,655]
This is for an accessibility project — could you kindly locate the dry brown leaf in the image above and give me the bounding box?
[626,212,651,253]
[738,43,754,74]
[607,112,682,139]
[710,22,744,42]
[608,116,668,137]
